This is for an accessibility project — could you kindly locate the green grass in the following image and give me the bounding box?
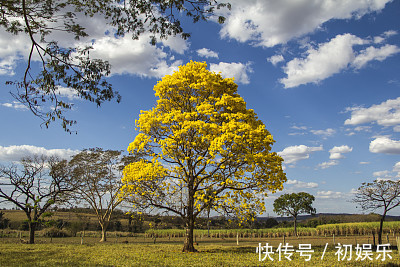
[1,236,400,266]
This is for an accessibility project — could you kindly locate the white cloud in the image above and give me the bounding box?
[373,170,391,178]
[344,97,400,130]
[55,86,81,100]
[352,44,400,69]
[311,128,336,138]
[0,12,188,79]
[354,126,372,132]
[329,145,353,159]
[278,145,323,164]
[318,160,339,169]
[394,162,400,177]
[209,62,253,84]
[280,34,364,88]
[1,101,28,111]
[373,30,397,44]
[286,179,318,189]
[196,48,219,59]
[161,36,189,55]
[372,162,400,179]
[316,190,345,199]
[217,0,391,48]
[0,27,32,76]
[85,34,183,78]
[291,125,308,130]
[359,162,370,165]
[0,145,79,162]
[267,55,284,66]
[369,136,400,154]
[280,32,399,88]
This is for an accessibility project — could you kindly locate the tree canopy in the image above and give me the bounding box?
[1,0,229,133]
[67,148,137,242]
[353,179,400,244]
[0,155,72,243]
[273,192,316,236]
[121,61,286,252]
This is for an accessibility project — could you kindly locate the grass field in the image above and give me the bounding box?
[1,235,400,266]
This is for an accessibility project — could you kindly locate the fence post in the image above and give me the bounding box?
[236,232,239,245]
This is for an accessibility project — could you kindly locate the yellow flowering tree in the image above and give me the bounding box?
[121,61,286,252]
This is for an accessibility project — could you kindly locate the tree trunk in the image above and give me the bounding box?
[378,214,386,245]
[183,216,196,252]
[207,209,210,237]
[183,187,197,252]
[293,217,297,237]
[28,221,36,244]
[100,223,108,242]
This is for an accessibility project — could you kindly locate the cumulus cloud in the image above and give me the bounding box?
[209,62,253,84]
[278,145,323,164]
[197,48,219,59]
[352,44,400,69]
[0,145,79,162]
[280,32,400,88]
[86,34,183,78]
[0,11,188,79]
[344,97,400,131]
[216,0,391,48]
[280,34,365,88]
[369,136,400,154]
[286,179,318,189]
[329,145,353,159]
[267,55,284,66]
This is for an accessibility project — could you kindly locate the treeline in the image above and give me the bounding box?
[1,208,394,237]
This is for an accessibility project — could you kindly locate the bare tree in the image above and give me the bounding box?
[353,179,400,244]
[67,148,136,242]
[0,155,72,244]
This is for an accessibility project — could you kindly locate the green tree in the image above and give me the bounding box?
[68,148,137,242]
[273,192,316,236]
[0,211,10,229]
[353,179,400,244]
[0,155,72,244]
[121,61,286,252]
[1,0,229,133]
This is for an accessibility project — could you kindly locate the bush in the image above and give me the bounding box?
[42,227,70,237]
[0,212,10,229]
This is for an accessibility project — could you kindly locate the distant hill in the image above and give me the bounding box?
[258,213,400,223]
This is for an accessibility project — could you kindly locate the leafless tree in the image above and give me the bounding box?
[0,155,72,244]
[353,179,400,244]
[67,148,136,242]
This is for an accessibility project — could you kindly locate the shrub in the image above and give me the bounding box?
[42,227,70,237]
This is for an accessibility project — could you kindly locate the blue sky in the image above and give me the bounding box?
[0,0,399,216]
